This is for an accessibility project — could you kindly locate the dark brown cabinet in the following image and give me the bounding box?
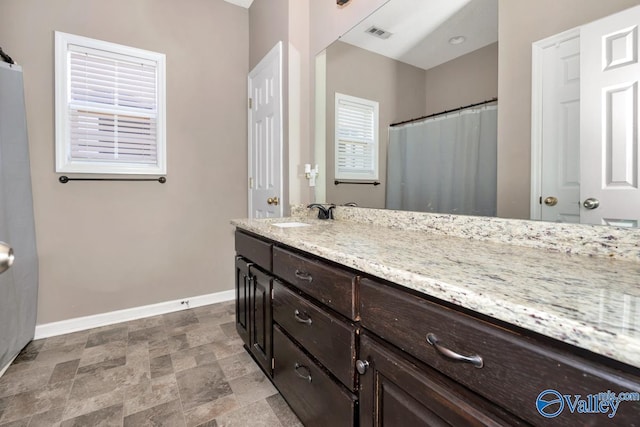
[249,267,273,376]
[358,333,524,427]
[234,256,251,347]
[234,229,640,427]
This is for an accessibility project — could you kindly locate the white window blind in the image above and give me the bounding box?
[335,93,379,180]
[55,32,166,174]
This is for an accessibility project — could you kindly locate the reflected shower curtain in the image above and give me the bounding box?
[386,105,497,216]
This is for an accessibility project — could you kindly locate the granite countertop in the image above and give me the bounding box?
[232,215,640,369]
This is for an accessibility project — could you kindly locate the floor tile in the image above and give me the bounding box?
[266,394,303,427]
[62,387,124,421]
[60,403,123,427]
[183,395,238,427]
[85,327,128,349]
[149,355,174,379]
[0,302,302,427]
[213,399,281,427]
[0,365,54,399]
[0,380,72,424]
[228,370,277,406]
[49,360,80,384]
[28,406,64,427]
[176,363,232,411]
[123,373,180,416]
[217,352,260,382]
[123,399,185,427]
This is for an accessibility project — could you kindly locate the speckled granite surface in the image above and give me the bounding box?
[232,214,640,368]
[291,205,640,261]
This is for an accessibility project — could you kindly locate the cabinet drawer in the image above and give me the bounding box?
[360,278,640,426]
[235,231,272,271]
[273,281,356,390]
[273,325,356,427]
[273,246,357,319]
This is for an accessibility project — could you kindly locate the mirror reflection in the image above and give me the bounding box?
[315,0,640,228]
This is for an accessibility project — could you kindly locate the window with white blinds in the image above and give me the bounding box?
[335,93,379,180]
[55,32,166,174]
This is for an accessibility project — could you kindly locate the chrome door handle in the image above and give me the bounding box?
[544,196,558,206]
[294,270,313,283]
[294,309,312,325]
[426,333,483,368]
[0,241,14,275]
[294,363,312,383]
[583,198,600,210]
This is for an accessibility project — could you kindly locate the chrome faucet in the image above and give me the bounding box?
[307,203,335,220]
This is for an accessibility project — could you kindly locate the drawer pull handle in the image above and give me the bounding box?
[294,270,313,283]
[294,309,313,325]
[294,362,312,383]
[426,333,483,368]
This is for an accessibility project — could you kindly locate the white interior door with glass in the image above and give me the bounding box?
[248,42,283,219]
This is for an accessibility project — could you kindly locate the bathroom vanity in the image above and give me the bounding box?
[232,208,640,426]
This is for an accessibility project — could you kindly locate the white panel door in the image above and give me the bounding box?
[581,5,640,227]
[248,42,283,219]
[539,33,581,223]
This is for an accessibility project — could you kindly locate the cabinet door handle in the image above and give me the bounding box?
[294,363,312,383]
[294,309,312,325]
[294,270,313,283]
[426,333,483,368]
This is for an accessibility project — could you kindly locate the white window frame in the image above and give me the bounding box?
[54,31,166,175]
[334,92,379,181]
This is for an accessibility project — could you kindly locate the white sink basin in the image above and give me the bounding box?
[271,222,311,228]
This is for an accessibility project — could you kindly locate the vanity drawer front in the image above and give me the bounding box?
[273,247,357,320]
[273,325,356,427]
[235,230,272,271]
[359,278,640,426]
[273,280,356,390]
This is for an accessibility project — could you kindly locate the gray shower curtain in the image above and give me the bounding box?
[386,105,497,216]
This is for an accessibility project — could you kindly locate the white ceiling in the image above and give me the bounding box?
[223,0,254,8]
[339,0,498,71]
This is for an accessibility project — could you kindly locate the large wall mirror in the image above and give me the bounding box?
[314,0,640,228]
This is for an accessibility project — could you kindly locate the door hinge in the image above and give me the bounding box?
[248,97,253,109]
[249,177,254,189]
[272,358,275,370]
[539,196,542,205]
[271,288,274,300]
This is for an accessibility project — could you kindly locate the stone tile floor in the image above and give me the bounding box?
[0,301,303,427]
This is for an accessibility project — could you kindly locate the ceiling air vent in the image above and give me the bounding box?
[365,26,392,40]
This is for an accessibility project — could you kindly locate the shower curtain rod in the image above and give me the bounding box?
[389,97,498,127]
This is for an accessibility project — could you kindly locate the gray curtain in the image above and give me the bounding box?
[386,105,497,216]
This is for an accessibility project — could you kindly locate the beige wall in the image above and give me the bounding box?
[497,0,640,219]
[425,42,498,115]
[0,0,249,323]
[325,41,426,208]
[324,41,498,208]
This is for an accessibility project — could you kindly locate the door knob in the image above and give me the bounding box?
[0,241,15,275]
[583,198,600,210]
[267,197,279,206]
[356,359,369,375]
[544,196,558,206]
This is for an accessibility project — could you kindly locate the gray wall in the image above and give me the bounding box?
[0,0,249,324]
[497,0,640,219]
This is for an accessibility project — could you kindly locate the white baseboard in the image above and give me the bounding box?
[34,289,235,340]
